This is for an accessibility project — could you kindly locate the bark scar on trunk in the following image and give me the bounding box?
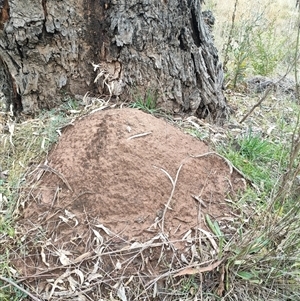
[190,6,201,47]
[0,0,9,30]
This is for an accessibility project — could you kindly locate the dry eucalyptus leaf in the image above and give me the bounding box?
[92,229,104,245]
[58,215,69,224]
[191,244,199,259]
[41,246,50,267]
[49,270,72,299]
[153,282,158,298]
[198,228,219,251]
[180,253,189,264]
[68,275,77,291]
[117,283,127,301]
[94,224,114,236]
[91,259,100,274]
[129,242,144,249]
[65,209,76,219]
[56,249,72,266]
[174,260,223,277]
[74,251,93,263]
[74,269,85,284]
[65,209,79,226]
[87,273,103,282]
[115,260,122,270]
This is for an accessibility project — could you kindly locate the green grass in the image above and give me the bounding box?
[0,280,27,301]
[218,130,289,193]
[129,89,159,114]
[184,128,209,141]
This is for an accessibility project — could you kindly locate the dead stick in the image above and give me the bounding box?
[189,151,250,179]
[239,70,293,124]
[154,164,183,233]
[39,164,73,191]
[127,132,152,140]
[239,84,274,124]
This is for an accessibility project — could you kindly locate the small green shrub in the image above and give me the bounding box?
[250,23,285,76]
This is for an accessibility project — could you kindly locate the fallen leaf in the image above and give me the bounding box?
[92,229,104,245]
[41,246,50,267]
[116,260,122,270]
[180,253,189,264]
[94,224,114,236]
[198,228,219,251]
[174,260,223,277]
[74,269,85,284]
[87,273,103,282]
[117,283,127,301]
[68,275,77,291]
[56,249,72,266]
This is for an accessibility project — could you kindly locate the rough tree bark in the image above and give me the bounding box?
[0,0,228,123]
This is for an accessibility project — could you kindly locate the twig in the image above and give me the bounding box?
[189,151,248,181]
[154,164,183,233]
[223,0,239,72]
[0,276,42,301]
[39,164,73,191]
[239,83,274,124]
[239,69,294,124]
[191,194,207,208]
[127,132,152,140]
[294,8,300,101]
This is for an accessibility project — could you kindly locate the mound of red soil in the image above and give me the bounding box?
[17,108,243,298]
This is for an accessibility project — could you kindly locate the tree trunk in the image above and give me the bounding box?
[0,0,228,123]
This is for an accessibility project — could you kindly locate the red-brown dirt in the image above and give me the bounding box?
[17,108,244,299]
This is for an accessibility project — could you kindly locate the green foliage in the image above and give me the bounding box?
[206,214,225,259]
[250,23,285,76]
[179,275,199,296]
[222,7,289,89]
[0,280,27,301]
[225,19,254,88]
[63,99,79,111]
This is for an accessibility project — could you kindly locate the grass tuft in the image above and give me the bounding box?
[129,89,159,114]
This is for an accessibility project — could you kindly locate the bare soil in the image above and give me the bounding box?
[16,108,244,299]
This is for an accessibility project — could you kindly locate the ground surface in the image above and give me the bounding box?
[17,108,244,299]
